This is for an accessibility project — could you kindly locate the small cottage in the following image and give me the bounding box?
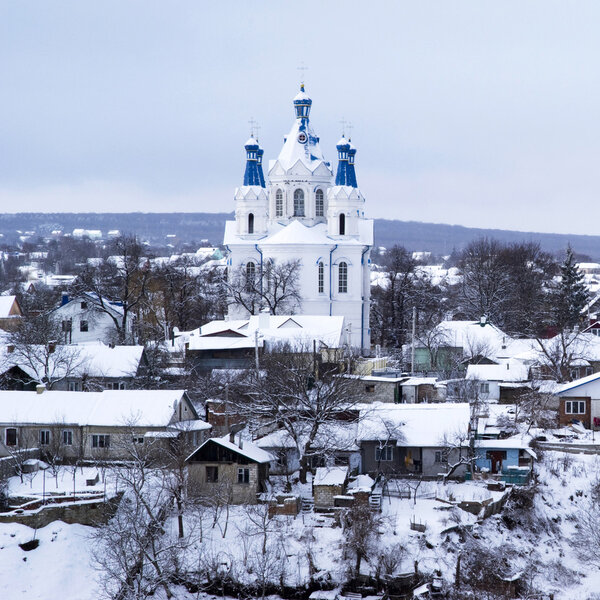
[186,433,273,504]
[312,466,348,509]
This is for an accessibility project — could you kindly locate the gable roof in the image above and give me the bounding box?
[0,295,21,319]
[187,434,273,464]
[558,371,600,394]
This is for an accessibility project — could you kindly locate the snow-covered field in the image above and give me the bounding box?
[1,454,600,599]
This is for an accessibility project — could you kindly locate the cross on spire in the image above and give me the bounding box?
[346,121,354,140]
[339,118,348,137]
[297,62,309,85]
[248,117,260,140]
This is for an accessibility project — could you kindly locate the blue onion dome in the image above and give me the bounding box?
[243,136,265,187]
[293,84,312,119]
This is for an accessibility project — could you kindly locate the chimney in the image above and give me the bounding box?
[229,430,235,444]
[36,384,45,394]
[258,307,270,331]
[61,292,69,306]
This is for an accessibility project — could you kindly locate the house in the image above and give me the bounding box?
[52,292,135,344]
[177,313,347,373]
[412,319,512,373]
[472,438,536,484]
[312,466,348,509]
[185,433,273,504]
[0,341,147,391]
[556,371,600,428]
[0,295,22,332]
[465,361,530,403]
[357,403,471,479]
[255,420,361,475]
[0,389,207,461]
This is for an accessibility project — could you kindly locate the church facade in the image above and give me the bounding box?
[223,86,373,351]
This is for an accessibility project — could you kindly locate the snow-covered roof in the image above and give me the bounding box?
[0,389,194,427]
[0,341,144,380]
[180,314,347,351]
[558,371,600,394]
[314,466,348,486]
[476,436,534,453]
[466,362,529,383]
[357,402,470,447]
[0,295,20,319]
[400,377,438,387]
[190,434,273,464]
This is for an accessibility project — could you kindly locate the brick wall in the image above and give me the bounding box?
[559,396,590,428]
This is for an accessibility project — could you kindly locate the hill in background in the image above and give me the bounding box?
[0,212,598,259]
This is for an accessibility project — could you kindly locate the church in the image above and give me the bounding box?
[223,85,373,352]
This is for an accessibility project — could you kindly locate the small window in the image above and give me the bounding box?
[39,430,50,446]
[92,434,110,448]
[315,189,324,217]
[480,382,489,394]
[5,427,17,447]
[81,301,88,310]
[68,381,81,392]
[237,468,250,484]
[334,455,349,466]
[275,189,283,217]
[365,384,375,393]
[434,451,448,464]
[293,189,305,217]
[63,430,73,446]
[133,436,144,445]
[375,446,393,461]
[565,400,586,415]
[248,213,254,234]
[79,320,88,332]
[119,381,127,390]
[206,466,218,483]
[338,262,348,293]
[339,213,346,235]
[245,262,256,291]
[318,262,324,294]
[61,319,72,332]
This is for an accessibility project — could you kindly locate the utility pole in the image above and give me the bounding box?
[254,329,260,374]
[411,306,416,375]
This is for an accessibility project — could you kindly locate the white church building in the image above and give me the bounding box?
[223,86,373,352]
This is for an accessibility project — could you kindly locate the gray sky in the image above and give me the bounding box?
[1,1,600,235]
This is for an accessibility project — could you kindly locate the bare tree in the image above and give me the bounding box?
[226,259,302,316]
[341,503,385,577]
[3,313,84,389]
[230,345,362,483]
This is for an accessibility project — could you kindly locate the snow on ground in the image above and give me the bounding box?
[0,521,100,600]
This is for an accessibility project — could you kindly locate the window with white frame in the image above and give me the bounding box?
[91,434,110,448]
[315,189,324,217]
[318,262,324,293]
[245,262,256,291]
[565,400,586,414]
[237,468,250,484]
[338,262,348,293]
[275,189,283,217]
[62,430,73,446]
[68,381,81,392]
[375,445,393,461]
[39,430,50,446]
[480,382,490,394]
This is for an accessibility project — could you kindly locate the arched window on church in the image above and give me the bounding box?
[315,189,324,217]
[338,262,348,293]
[275,189,283,217]
[318,261,324,294]
[248,213,254,234]
[245,262,256,291]
[293,189,305,217]
[339,213,346,235]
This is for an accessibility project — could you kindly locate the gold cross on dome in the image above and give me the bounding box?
[297,63,309,85]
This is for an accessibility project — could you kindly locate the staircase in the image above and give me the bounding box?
[301,496,314,514]
[369,491,382,511]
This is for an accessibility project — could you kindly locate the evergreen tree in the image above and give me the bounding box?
[554,245,589,329]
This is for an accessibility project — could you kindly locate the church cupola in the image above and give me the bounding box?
[335,137,357,188]
[243,136,265,187]
[293,84,312,120]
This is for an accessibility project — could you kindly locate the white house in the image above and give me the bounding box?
[52,292,135,344]
[224,85,373,352]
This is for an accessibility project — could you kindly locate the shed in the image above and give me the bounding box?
[313,466,348,509]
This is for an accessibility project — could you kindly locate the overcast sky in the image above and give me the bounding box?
[1,1,600,235]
